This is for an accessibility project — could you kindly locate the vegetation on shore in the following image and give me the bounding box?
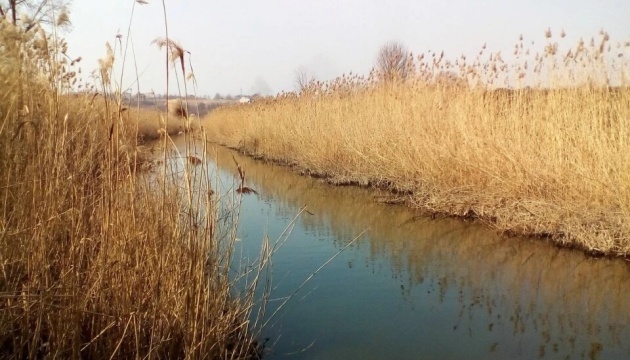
[203,30,630,256]
[0,3,260,358]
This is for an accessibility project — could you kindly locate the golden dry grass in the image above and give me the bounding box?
[120,100,200,141]
[62,93,204,142]
[0,11,260,359]
[203,31,630,256]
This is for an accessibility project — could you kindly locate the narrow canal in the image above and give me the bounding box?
[169,137,630,359]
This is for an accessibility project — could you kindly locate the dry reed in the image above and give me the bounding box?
[0,7,261,359]
[203,30,630,256]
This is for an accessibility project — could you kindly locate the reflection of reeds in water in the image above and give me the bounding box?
[187,155,203,165]
[204,30,630,256]
[209,143,630,358]
[233,156,259,195]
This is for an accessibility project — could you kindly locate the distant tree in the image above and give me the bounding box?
[376,41,412,82]
[294,67,314,92]
[213,93,222,100]
[225,94,233,100]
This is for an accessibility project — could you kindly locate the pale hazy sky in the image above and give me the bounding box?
[63,0,630,96]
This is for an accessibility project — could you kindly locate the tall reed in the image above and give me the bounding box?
[0,5,260,359]
[204,31,630,256]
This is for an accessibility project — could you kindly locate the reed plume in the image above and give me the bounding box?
[203,29,630,256]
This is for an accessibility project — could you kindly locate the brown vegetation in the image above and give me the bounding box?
[203,30,630,256]
[0,5,260,359]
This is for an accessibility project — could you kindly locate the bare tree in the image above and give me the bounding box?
[1,0,70,116]
[0,0,70,30]
[376,41,412,82]
[294,67,314,93]
[0,0,25,25]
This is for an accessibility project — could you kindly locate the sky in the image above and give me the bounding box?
[62,0,630,97]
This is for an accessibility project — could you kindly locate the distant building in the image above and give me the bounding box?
[238,96,251,104]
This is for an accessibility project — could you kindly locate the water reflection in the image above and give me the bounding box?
[171,137,630,359]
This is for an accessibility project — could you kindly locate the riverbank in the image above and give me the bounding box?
[200,140,630,359]
[200,35,630,257]
[0,23,260,359]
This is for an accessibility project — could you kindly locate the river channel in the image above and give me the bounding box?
[167,137,630,360]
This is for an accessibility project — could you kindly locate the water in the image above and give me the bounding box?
[171,137,630,360]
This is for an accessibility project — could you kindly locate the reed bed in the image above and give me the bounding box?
[0,8,260,359]
[204,30,630,256]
